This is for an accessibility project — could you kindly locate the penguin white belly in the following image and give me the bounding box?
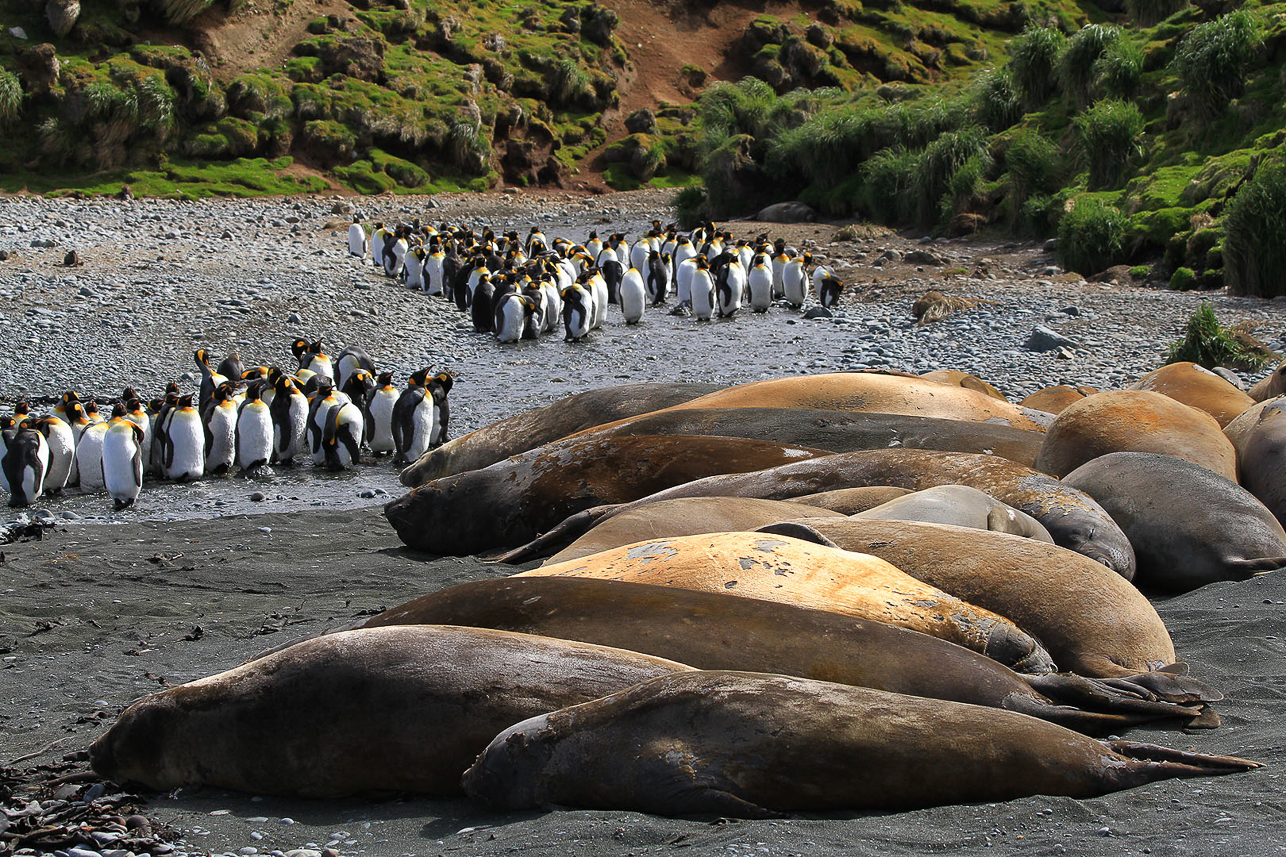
[274,394,309,463]
[324,402,364,470]
[719,263,746,317]
[772,257,788,299]
[306,354,335,381]
[127,413,151,476]
[166,412,205,482]
[630,242,650,272]
[237,405,274,471]
[783,261,808,307]
[348,223,367,256]
[404,253,424,290]
[75,424,109,491]
[676,259,697,304]
[748,265,773,312]
[41,420,75,493]
[102,426,142,508]
[425,256,445,295]
[368,390,398,453]
[589,276,608,330]
[205,404,237,475]
[310,397,340,465]
[620,269,646,324]
[494,295,526,343]
[406,398,436,464]
[691,270,715,321]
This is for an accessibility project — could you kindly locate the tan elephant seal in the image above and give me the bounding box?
[1064,452,1286,593]
[853,485,1053,541]
[1034,389,1237,481]
[518,531,1056,673]
[88,626,691,798]
[919,369,1007,400]
[1129,362,1255,428]
[785,486,913,514]
[1249,357,1286,401]
[463,672,1260,817]
[1238,399,1286,527]
[1020,385,1098,415]
[399,382,721,486]
[363,577,1198,731]
[1224,395,1281,456]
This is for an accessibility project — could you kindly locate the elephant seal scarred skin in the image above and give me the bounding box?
[463,672,1260,818]
[383,434,829,556]
[518,531,1056,673]
[1062,452,1286,593]
[559,407,1045,468]
[1129,362,1255,428]
[1035,389,1237,481]
[399,382,721,486]
[919,369,1008,400]
[853,485,1053,542]
[363,577,1200,730]
[88,626,691,798]
[1020,385,1098,415]
[786,486,913,514]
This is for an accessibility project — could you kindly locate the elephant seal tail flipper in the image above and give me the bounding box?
[494,504,628,563]
[1226,556,1286,578]
[1097,668,1225,704]
[1106,741,1262,777]
[1020,673,1205,728]
[753,521,840,548]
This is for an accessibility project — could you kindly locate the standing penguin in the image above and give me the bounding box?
[426,371,453,448]
[322,400,365,471]
[63,400,94,487]
[782,253,812,309]
[771,248,790,300]
[194,348,229,409]
[102,405,144,510]
[347,216,367,257]
[716,254,746,319]
[645,251,669,305]
[1,422,49,507]
[75,417,110,492]
[391,369,436,466]
[269,374,309,465]
[34,416,74,494]
[598,247,623,305]
[235,382,274,474]
[300,340,335,381]
[690,257,716,322]
[425,245,446,296]
[817,270,844,309]
[493,292,533,343]
[675,256,698,307]
[561,283,593,342]
[403,245,426,291]
[369,222,388,268]
[747,253,774,313]
[201,382,239,476]
[123,397,151,476]
[365,372,399,455]
[162,394,205,482]
[307,379,345,466]
[620,267,646,325]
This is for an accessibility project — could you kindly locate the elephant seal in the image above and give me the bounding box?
[508,449,1134,576]
[363,577,1199,730]
[88,626,691,798]
[1224,395,1280,456]
[919,369,1007,400]
[1238,399,1286,527]
[518,531,1056,673]
[754,200,817,222]
[1035,390,1237,481]
[383,434,829,556]
[399,382,721,486]
[1129,362,1254,428]
[561,407,1045,468]
[1249,357,1286,401]
[1020,385,1097,415]
[785,486,912,514]
[537,497,844,564]
[1063,452,1286,593]
[853,485,1054,542]
[463,672,1260,817]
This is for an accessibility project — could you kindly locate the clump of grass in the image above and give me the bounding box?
[1075,99,1143,189]
[0,70,21,125]
[1008,25,1064,110]
[1057,196,1127,275]
[1172,9,1262,120]
[1061,24,1121,111]
[973,68,1021,132]
[1004,129,1061,218]
[673,185,707,229]
[1125,0,1189,26]
[1224,159,1286,298]
[916,124,989,227]
[860,146,921,224]
[1166,302,1269,370]
[1169,266,1197,290]
[1093,38,1144,101]
[156,0,216,26]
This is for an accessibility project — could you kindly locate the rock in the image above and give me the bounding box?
[45,0,80,38]
[948,212,986,237]
[803,306,833,319]
[1212,367,1246,390]
[9,26,28,40]
[249,491,266,502]
[64,250,81,267]
[0,250,10,261]
[1026,325,1082,353]
[18,43,58,95]
[624,108,657,135]
[1043,238,1057,253]
[904,249,944,266]
[755,201,817,223]
[330,202,353,215]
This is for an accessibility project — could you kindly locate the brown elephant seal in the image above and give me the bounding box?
[537,497,843,564]
[508,449,1134,576]
[399,382,721,486]
[364,577,1201,730]
[1035,389,1237,481]
[1020,385,1098,415]
[1062,452,1286,593]
[560,407,1045,468]
[754,200,817,222]
[88,626,691,798]
[1238,398,1286,526]
[853,485,1053,542]
[517,531,1056,673]
[919,369,1007,400]
[1249,357,1286,401]
[1224,395,1280,456]
[590,372,1048,433]
[463,672,1260,817]
[786,486,913,514]
[1129,362,1255,428]
[383,434,829,556]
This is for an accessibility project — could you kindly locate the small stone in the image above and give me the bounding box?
[60,510,80,520]
[222,230,234,240]
[287,312,303,324]
[66,847,100,857]
[1043,239,1057,253]
[802,306,833,319]
[9,26,27,39]
[258,526,272,534]
[1026,325,1081,353]
[249,492,266,502]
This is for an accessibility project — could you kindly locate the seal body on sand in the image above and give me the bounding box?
[754,201,817,222]
[1223,396,1280,457]
[1063,452,1286,593]
[88,626,691,798]
[1129,362,1255,428]
[538,497,844,564]
[854,485,1053,541]
[1234,398,1286,527]
[919,369,1007,400]
[399,382,721,486]
[1034,390,1237,481]
[561,407,1045,468]
[364,577,1200,730]
[1249,357,1286,401]
[463,672,1259,817]
[383,434,829,555]
[518,531,1055,673]
[1020,385,1097,415]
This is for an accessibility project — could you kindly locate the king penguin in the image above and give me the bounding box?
[236,381,274,473]
[391,369,436,466]
[34,415,74,494]
[365,371,399,455]
[102,404,145,510]
[201,382,238,476]
[1,422,48,507]
[620,267,646,324]
[269,373,309,465]
[75,415,110,492]
[348,216,367,257]
[163,394,205,482]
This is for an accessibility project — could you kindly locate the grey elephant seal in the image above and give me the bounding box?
[1062,452,1286,593]
[754,201,817,222]
[854,485,1053,541]
[89,626,690,797]
[462,671,1260,817]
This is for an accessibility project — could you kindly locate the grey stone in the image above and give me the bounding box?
[1026,325,1082,353]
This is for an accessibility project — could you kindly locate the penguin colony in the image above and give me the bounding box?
[0,342,454,509]
[346,216,844,339]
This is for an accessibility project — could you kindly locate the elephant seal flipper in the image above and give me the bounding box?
[751,520,838,548]
[492,504,626,563]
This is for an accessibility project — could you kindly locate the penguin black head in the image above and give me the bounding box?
[245,380,266,402]
[84,400,101,417]
[377,371,394,388]
[194,348,212,367]
[14,401,29,416]
[273,373,296,395]
[432,372,455,394]
[178,394,195,409]
[61,390,81,406]
[290,338,310,360]
[165,381,181,396]
[310,339,326,356]
[408,368,432,387]
[0,415,15,431]
[110,402,127,419]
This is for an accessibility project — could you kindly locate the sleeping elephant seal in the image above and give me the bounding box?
[853,485,1053,542]
[383,434,830,556]
[1062,452,1286,593]
[517,531,1056,673]
[363,577,1200,730]
[1034,390,1237,481]
[562,407,1045,469]
[1129,362,1255,428]
[919,369,1007,400]
[1239,400,1286,527]
[754,200,817,222]
[1249,357,1286,401]
[1020,385,1097,415]
[463,672,1260,817]
[786,486,913,514]
[1223,395,1280,457]
[88,626,691,798]
[399,382,721,486]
